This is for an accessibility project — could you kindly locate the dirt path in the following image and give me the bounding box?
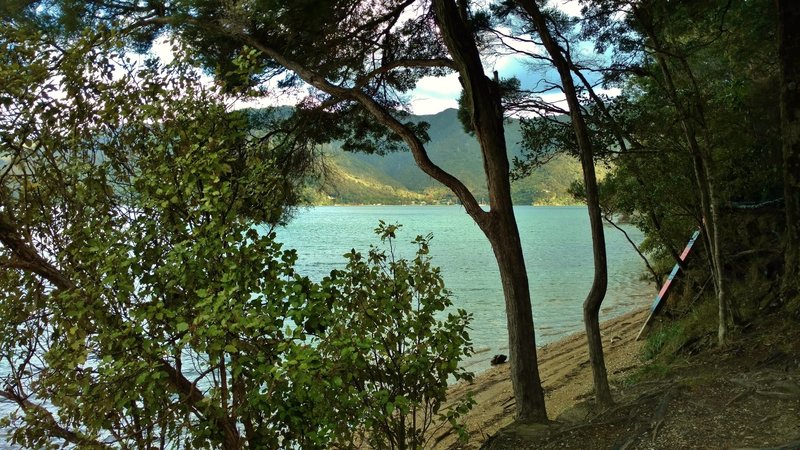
[432,308,650,449]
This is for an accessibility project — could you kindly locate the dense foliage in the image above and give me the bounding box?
[507,0,796,335]
[2,0,799,445]
[585,0,791,323]
[0,23,472,449]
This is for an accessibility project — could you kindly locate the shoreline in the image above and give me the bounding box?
[300,203,585,208]
[433,307,650,449]
[458,297,653,379]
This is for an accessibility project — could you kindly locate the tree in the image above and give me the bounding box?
[319,222,474,449]
[777,0,800,307]
[0,24,311,448]
[430,0,548,421]
[598,0,725,345]
[66,0,551,421]
[576,0,782,345]
[491,0,613,406]
[0,24,473,448]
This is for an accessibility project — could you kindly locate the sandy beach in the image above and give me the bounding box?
[432,307,650,449]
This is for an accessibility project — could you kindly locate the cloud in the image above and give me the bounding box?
[555,0,583,17]
[407,72,461,114]
[412,72,462,99]
[410,97,459,115]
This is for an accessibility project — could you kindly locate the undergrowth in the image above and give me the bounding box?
[625,296,718,385]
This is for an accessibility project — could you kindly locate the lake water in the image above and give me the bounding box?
[274,205,654,372]
[0,205,654,443]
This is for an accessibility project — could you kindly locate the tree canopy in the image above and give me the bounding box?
[2,0,799,447]
[0,20,473,449]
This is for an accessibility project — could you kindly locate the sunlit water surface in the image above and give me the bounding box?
[0,205,654,443]
[274,205,654,372]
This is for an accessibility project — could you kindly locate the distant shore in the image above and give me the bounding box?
[432,307,649,449]
[302,202,584,207]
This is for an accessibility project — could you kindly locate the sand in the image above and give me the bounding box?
[432,307,650,449]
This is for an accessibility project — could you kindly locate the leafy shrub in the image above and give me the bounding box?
[316,222,475,449]
[0,25,473,448]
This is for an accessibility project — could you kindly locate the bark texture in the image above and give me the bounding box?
[517,0,612,406]
[778,0,800,304]
[431,0,548,421]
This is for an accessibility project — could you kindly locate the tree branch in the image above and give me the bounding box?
[133,14,486,221]
[0,213,74,290]
[356,57,456,87]
[232,33,487,221]
[0,389,113,449]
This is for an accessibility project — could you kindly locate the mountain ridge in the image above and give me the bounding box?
[302,108,585,205]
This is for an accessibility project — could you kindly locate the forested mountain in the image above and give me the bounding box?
[306,108,585,205]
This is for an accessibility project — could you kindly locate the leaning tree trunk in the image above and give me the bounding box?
[778,0,800,304]
[485,208,548,421]
[517,0,612,406]
[632,3,731,345]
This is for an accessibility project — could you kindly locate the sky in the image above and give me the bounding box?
[149,0,606,116]
[409,0,586,115]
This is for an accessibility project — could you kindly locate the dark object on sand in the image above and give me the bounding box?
[491,354,507,365]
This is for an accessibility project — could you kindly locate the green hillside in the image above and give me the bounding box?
[304,148,433,205]
[307,109,584,205]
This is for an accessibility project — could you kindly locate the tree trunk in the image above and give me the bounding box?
[429,0,548,422]
[431,0,548,422]
[707,173,731,343]
[418,0,547,422]
[681,80,730,345]
[516,0,612,407]
[632,3,731,345]
[778,0,800,304]
[486,212,548,422]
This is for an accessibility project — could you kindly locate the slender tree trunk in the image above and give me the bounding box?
[486,211,548,421]
[517,0,612,406]
[681,84,730,345]
[707,172,731,341]
[778,0,800,304]
[633,4,731,345]
[430,0,548,422]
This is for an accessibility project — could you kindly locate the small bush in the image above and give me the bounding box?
[314,222,475,449]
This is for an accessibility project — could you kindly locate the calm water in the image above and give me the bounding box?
[274,205,654,372]
[0,205,654,441]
